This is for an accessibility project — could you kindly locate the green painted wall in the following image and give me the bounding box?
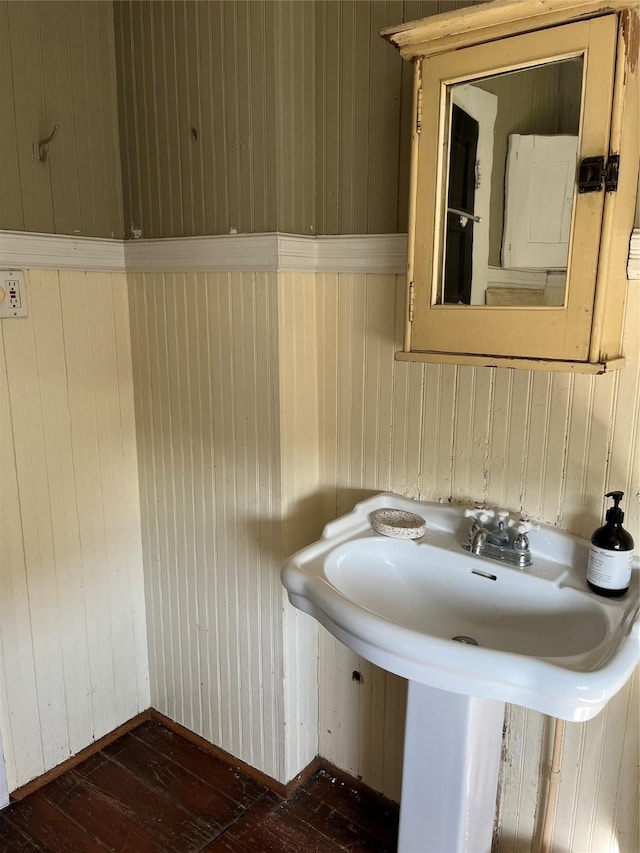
[0,1,124,238]
[114,0,478,238]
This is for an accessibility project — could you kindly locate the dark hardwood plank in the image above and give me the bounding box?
[0,814,42,852]
[0,721,399,853]
[202,793,293,852]
[305,769,399,848]
[133,721,266,806]
[103,731,252,830]
[285,789,394,852]
[39,770,161,853]
[3,792,108,852]
[74,750,217,850]
[150,712,295,798]
[204,791,341,853]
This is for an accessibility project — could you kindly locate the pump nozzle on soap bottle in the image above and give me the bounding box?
[586,491,634,597]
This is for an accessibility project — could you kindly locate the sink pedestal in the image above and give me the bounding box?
[399,681,505,853]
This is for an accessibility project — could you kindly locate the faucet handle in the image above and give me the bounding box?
[464,506,495,523]
[496,510,514,527]
[515,519,539,534]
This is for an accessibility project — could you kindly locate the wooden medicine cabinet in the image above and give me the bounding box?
[382,0,639,373]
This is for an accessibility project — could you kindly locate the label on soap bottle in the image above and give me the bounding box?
[587,545,633,590]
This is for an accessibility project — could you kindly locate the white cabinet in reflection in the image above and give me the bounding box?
[503,134,578,271]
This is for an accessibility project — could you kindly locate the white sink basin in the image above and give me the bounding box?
[325,537,608,657]
[282,493,639,721]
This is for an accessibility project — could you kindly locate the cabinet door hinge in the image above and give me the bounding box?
[416,87,423,136]
[578,154,619,193]
[408,281,415,322]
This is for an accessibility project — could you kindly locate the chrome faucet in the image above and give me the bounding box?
[471,526,489,554]
[463,505,536,568]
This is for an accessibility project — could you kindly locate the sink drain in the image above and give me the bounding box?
[452,635,479,646]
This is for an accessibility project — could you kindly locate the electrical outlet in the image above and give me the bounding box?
[0,271,27,318]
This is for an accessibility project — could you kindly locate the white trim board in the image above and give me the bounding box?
[313,234,407,274]
[0,230,407,274]
[0,230,126,271]
[124,233,280,273]
[487,267,567,289]
[125,233,408,274]
[0,228,637,277]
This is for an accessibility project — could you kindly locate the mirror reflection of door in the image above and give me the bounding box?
[440,56,583,308]
[443,105,478,304]
[450,85,498,305]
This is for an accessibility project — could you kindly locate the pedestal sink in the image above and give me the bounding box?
[281,493,639,852]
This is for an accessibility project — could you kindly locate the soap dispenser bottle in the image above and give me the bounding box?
[587,491,634,597]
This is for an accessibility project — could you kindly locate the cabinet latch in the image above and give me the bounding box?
[408,281,415,322]
[578,154,619,193]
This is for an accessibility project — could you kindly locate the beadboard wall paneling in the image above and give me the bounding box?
[274,6,316,236]
[552,670,639,853]
[314,0,405,234]
[128,271,304,781]
[498,672,640,852]
[278,273,322,780]
[114,1,315,239]
[317,277,639,535]
[315,270,639,843]
[0,2,124,238]
[0,269,148,793]
[0,725,7,807]
[314,0,479,235]
[128,270,323,783]
[114,0,482,238]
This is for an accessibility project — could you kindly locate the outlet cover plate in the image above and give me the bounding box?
[0,271,27,318]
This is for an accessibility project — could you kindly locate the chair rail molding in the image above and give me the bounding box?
[0,231,126,272]
[125,233,408,274]
[0,230,407,274]
[1,228,637,277]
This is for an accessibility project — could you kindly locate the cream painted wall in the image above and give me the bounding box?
[277,273,323,782]
[127,271,322,783]
[127,271,284,778]
[0,269,149,792]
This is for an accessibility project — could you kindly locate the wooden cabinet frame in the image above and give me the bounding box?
[383,1,639,373]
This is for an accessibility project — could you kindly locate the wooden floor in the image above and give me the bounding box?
[0,720,399,852]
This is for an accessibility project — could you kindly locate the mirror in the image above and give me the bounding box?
[439,57,584,307]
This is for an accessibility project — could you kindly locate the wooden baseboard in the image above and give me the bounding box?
[10,709,152,802]
[149,711,396,805]
[282,755,324,798]
[9,707,397,810]
[149,709,322,798]
[316,758,399,811]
